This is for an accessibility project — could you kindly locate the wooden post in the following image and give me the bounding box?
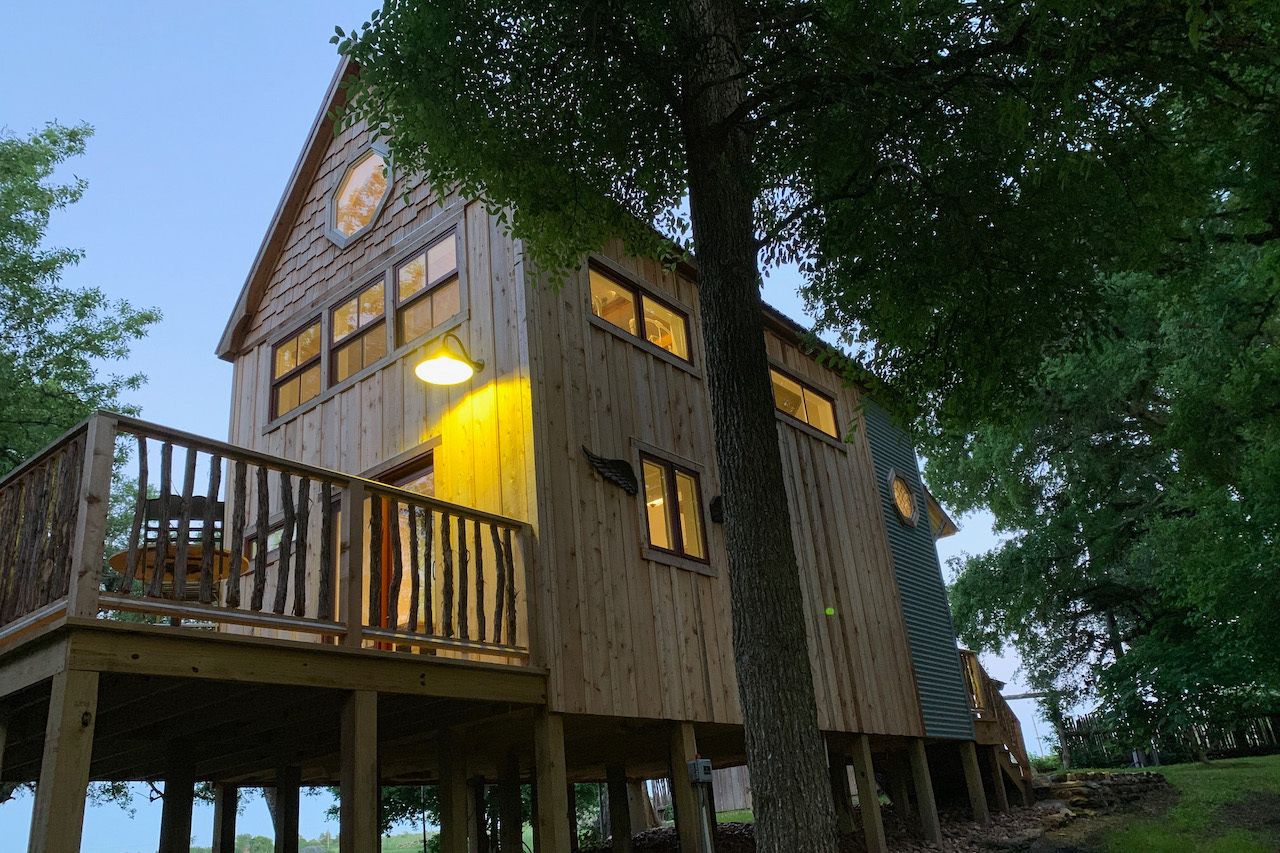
[959,740,991,826]
[626,780,655,830]
[498,752,523,853]
[471,777,491,853]
[849,734,887,853]
[438,734,469,853]
[212,785,239,853]
[532,711,570,852]
[28,668,98,853]
[340,482,367,648]
[68,414,117,618]
[340,690,378,853]
[607,766,634,853]
[827,751,856,835]
[668,722,703,853]
[567,782,580,853]
[277,766,302,853]
[158,762,196,853]
[907,740,942,844]
[987,747,1010,812]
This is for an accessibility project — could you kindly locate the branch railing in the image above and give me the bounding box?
[0,412,532,665]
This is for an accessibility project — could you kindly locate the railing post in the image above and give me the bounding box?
[339,482,367,648]
[67,414,118,619]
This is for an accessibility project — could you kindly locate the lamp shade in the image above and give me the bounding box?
[414,333,483,386]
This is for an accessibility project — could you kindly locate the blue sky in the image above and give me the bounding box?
[2,1,1038,848]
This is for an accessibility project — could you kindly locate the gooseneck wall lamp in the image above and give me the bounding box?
[414,333,484,386]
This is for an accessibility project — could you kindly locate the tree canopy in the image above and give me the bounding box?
[0,123,159,474]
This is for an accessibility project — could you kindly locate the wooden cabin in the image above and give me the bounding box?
[0,61,1029,852]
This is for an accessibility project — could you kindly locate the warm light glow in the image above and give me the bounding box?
[414,333,483,386]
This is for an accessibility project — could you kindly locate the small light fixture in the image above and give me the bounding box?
[414,333,484,386]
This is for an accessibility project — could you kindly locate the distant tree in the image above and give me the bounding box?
[0,122,158,475]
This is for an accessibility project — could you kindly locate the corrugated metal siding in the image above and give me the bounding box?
[863,401,975,740]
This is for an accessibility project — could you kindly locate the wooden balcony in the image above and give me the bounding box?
[0,411,535,663]
[959,648,1034,800]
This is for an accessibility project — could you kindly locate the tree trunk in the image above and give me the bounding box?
[678,1,839,850]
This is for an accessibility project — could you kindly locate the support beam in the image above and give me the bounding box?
[159,763,196,853]
[567,782,581,852]
[533,712,570,852]
[607,766,634,853]
[627,780,654,831]
[212,785,239,853]
[827,752,856,835]
[438,735,469,853]
[668,722,702,853]
[472,777,491,853]
[987,747,1010,812]
[907,740,942,844]
[340,690,378,853]
[959,741,991,826]
[849,734,887,853]
[28,668,98,853]
[276,766,302,853]
[498,753,523,853]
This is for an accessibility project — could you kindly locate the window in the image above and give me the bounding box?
[272,321,322,418]
[331,280,388,384]
[328,149,390,246]
[770,368,838,438]
[640,455,707,561]
[889,472,919,526]
[396,232,461,345]
[589,267,691,361]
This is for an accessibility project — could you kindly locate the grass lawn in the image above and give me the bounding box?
[1099,754,1280,853]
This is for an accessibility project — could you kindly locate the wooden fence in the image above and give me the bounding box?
[1061,710,1280,767]
[0,412,532,664]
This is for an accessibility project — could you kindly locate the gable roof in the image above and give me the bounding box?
[216,58,355,361]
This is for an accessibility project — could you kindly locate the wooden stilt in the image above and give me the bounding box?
[960,741,991,826]
[849,734,888,853]
[626,780,655,830]
[988,747,1010,812]
[533,712,570,852]
[907,740,942,844]
[567,782,581,852]
[471,777,491,853]
[827,751,856,835]
[28,669,98,853]
[340,690,378,853]
[212,785,239,853]
[498,753,523,853]
[668,722,702,853]
[277,766,302,853]
[438,734,469,853]
[158,762,196,853]
[607,766,634,853]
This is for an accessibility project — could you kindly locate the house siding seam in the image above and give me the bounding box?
[863,401,975,740]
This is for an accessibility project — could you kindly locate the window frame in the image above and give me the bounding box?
[325,143,392,249]
[587,261,696,368]
[886,467,921,527]
[393,230,463,348]
[768,363,844,446]
[269,318,323,420]
[328,277,389,385]
[635,447,712,573]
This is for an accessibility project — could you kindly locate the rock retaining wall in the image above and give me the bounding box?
[1034,770,1170,815]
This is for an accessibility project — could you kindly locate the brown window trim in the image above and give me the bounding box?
[588,262,694,365]
[768,364,842,442]
[329,279,388,385]
[639,452,710,565]
[394,230,461,347]
[270,318,322,420]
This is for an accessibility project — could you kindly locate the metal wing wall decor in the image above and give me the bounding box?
[582,447,639,495]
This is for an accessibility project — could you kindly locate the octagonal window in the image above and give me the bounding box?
[327,148,390,247]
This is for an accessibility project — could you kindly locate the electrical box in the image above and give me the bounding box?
[687,758,713,784]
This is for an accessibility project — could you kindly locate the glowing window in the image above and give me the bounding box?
[330,149,389,245]
[640,454,707,562]
[769,368,838,438]
[331,280,387,383]
[271,321,322,418]
[891,473,918,526]
[589,267,691,361]
[396,231,461,345]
